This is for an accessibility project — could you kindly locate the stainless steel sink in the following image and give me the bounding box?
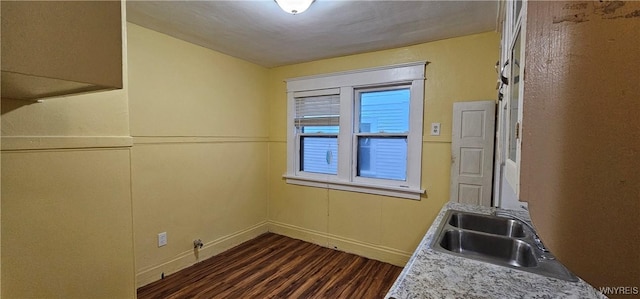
[431,210,578,282]
[448,212,526,238]
[439,229,538,267]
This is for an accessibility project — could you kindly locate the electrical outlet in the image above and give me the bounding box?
[158,232,167,247]
[431,123,441,136]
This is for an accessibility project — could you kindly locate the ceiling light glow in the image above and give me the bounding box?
[275,0,314,15]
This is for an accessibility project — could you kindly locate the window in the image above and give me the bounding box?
[356,87,410,181]
[295,92,340,175]
[284,62,426,200]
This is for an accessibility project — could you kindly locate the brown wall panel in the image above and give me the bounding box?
[521,1,639,293]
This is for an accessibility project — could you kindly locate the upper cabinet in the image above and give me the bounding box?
[1,1,123,101]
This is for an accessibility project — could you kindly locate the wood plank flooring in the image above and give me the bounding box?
[137,233,403,299]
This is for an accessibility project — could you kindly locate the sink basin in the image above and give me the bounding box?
[431,210,579,282]
[448,212,526,238]
[439,229,538,267]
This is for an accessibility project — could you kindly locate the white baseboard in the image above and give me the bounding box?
[136,221,269,288]
[267,221,411,267]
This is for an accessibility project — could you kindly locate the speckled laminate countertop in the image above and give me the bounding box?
[385,202,606,299]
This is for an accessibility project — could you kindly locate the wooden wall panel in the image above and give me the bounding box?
[521,1,639,292]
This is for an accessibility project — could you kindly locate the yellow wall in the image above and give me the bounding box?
[1,61,134,299]
[1,149,135,299]
[0,4,135,297]
[1,19,499,297]
[126,23,270,287]
[267,31,500,264]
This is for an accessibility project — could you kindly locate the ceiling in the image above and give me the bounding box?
[127,1,499,68]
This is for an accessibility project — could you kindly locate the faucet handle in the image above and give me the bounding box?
[534,237,550,253]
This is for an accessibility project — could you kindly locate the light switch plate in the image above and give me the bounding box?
[431,123,441,136]
[158,232,167,247]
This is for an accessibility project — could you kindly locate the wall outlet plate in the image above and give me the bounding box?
[158,232,167,247]
[431,122,441,136]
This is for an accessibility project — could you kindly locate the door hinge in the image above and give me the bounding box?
[515,122,520,140]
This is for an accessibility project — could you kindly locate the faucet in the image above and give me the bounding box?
[493,210,554,259]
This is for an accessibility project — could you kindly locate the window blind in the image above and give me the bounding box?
[294,94,340,128]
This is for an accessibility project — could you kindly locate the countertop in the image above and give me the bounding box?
[385,202,606,299]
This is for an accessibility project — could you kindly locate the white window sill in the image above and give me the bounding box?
[283,175,425,200]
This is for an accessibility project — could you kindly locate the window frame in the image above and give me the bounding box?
[284,62,426,200]
[351,84,420,188]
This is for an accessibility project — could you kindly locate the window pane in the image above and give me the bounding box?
[357,137,407,181]
[359,89,410,133]
[300,137,338,175]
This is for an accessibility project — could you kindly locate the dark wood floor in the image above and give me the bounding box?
[137,233,403,299]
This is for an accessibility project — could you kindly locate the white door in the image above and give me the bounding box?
[450,101,496,206]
